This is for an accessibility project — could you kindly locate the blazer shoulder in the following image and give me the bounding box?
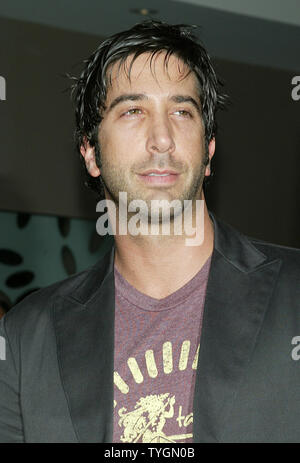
[247,236,300,275]
[3,259,103,330]
[248,236,300,258]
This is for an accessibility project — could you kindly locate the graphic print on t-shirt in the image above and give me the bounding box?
[113,340,199,443]
[113,255,212,443]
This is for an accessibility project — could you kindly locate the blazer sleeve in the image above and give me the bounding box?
[0,315,24,442]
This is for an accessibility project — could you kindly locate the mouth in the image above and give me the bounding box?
[137,169,180,185]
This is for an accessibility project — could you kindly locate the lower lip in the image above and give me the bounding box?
[138,174,179,185]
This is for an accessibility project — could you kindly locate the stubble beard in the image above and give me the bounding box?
[95,141,208,225]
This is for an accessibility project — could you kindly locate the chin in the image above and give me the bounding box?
[146,192,180,204]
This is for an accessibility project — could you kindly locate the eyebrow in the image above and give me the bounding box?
[105,93,201,115]
[106,93,148,113]
[170,95,201,114]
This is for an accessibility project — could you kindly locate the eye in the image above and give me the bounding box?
[122,108,142,116]
[173,109,192,118]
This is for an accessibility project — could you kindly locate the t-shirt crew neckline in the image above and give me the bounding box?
[114,254,212,312]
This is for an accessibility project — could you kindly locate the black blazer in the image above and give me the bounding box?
[0,213,300,442]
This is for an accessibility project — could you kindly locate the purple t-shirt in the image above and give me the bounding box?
[113,255,212,443]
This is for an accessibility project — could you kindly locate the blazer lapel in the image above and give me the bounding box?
[193,214,282,442]
[53,244,115,443]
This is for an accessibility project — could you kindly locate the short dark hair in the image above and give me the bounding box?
[70,19,228,197]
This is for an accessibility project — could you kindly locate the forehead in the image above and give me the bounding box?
[106,52,199,98]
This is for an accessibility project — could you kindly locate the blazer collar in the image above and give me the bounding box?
[210,211,267,272]
[70,237,115,306]
[53,212,282,442]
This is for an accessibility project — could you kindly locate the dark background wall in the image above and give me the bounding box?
[0,16,100,220]
[206,59,300,247]
[0,3,299,248]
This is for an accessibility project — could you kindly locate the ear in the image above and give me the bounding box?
[205,138,215,177]
[80,136,101,177]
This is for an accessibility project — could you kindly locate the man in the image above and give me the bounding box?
[0,20,299,443]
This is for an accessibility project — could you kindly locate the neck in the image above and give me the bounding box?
[112,195,214,299]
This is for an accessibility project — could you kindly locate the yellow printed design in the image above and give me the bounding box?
[114,340,199,443]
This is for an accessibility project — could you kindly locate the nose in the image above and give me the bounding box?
[146,113,175,156]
